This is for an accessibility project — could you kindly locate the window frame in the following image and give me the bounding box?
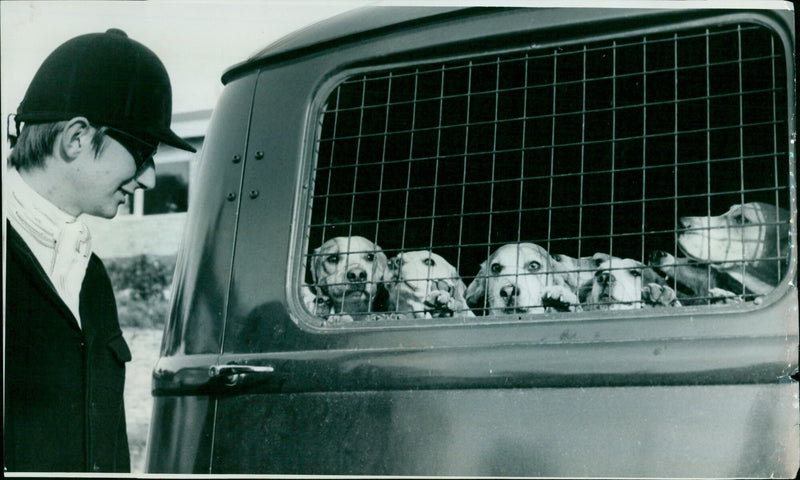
[286,11,795,334]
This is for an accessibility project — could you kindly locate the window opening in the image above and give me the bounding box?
[302,22,791,325]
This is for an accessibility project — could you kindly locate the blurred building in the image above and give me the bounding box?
[83,110,211,259]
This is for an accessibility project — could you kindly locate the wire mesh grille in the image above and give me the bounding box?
[303,22,791,323]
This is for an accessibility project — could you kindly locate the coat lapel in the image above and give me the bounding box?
[7,222,83,332]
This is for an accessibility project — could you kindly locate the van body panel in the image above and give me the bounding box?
[211,384,798,477]
[146,396,214,473]
[158,73,258,357]
[148,6,798,476]
[222,6,466,81]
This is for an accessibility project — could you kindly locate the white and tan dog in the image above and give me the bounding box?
[581,256,680,310]
[677,202,790,295]
[466,243,578,315]
[308,236,388,319]
[552,252,611,293]
[382,250,474,318]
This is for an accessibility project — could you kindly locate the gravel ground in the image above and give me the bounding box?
[122,327,164,474]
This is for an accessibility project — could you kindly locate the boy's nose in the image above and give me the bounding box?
[135,159,156,190]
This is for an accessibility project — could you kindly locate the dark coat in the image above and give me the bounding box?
[4,223,131,472]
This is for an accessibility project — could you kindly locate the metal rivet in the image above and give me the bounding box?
[232,154,241,163]
[227,192,237,201]
[255,151,264,160]
[249,190,259,199]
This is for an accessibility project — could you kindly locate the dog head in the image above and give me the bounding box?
[466,243,564,315]
[552,252,611,291]
[310,236,388,314]
[382,250,469,318]
[583,256,662,310]
[678,202,789,266]
[677,202,789,286]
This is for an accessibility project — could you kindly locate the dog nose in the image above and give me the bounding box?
[500,285,519,299]
[598,272,615,286]
[347,268,368,283]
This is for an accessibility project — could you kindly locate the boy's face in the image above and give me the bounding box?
[65,128,156,219]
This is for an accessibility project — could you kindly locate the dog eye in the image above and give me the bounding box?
[552,254,562,261]
[528,261,541,272]
[326,255,339,264]
[423,258,436,266]
[365,253,375,262]
[630,269,642,278]
[490,263,503,274]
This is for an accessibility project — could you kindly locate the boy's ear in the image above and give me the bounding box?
[59,117,93,160]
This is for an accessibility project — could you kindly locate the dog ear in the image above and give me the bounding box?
[578,280,594,304]
[452,277,466,299]
[311,245,324,283]
[445,261,466,301]
[311,240,337,283]
[372,248,389,280]
[380,254,397,283]
[372,282,389,313]
[465,261,488,307]
[546,254,571,288]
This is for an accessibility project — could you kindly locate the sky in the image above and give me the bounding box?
[2,0,791,113]
[1,0,792,157]
[0,0,374,157]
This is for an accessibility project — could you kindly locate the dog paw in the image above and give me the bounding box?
[642,283,681,307]
[648,250,671,266]
[424,290,457,316]
[542,285,580,312]
[707,288,743,304]
[320,314,355,326]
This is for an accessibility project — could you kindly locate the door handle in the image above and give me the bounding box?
[209,364,275,386]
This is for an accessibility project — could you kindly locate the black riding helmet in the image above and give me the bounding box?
[14,28,196,153]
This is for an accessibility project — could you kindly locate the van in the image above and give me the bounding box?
[146,5,799,476]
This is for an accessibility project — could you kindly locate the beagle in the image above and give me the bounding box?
[308,236,388,320]
[581,256,680,310]
[677,202,790,295]
[383,250,474,318]
[465,243,578,315]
